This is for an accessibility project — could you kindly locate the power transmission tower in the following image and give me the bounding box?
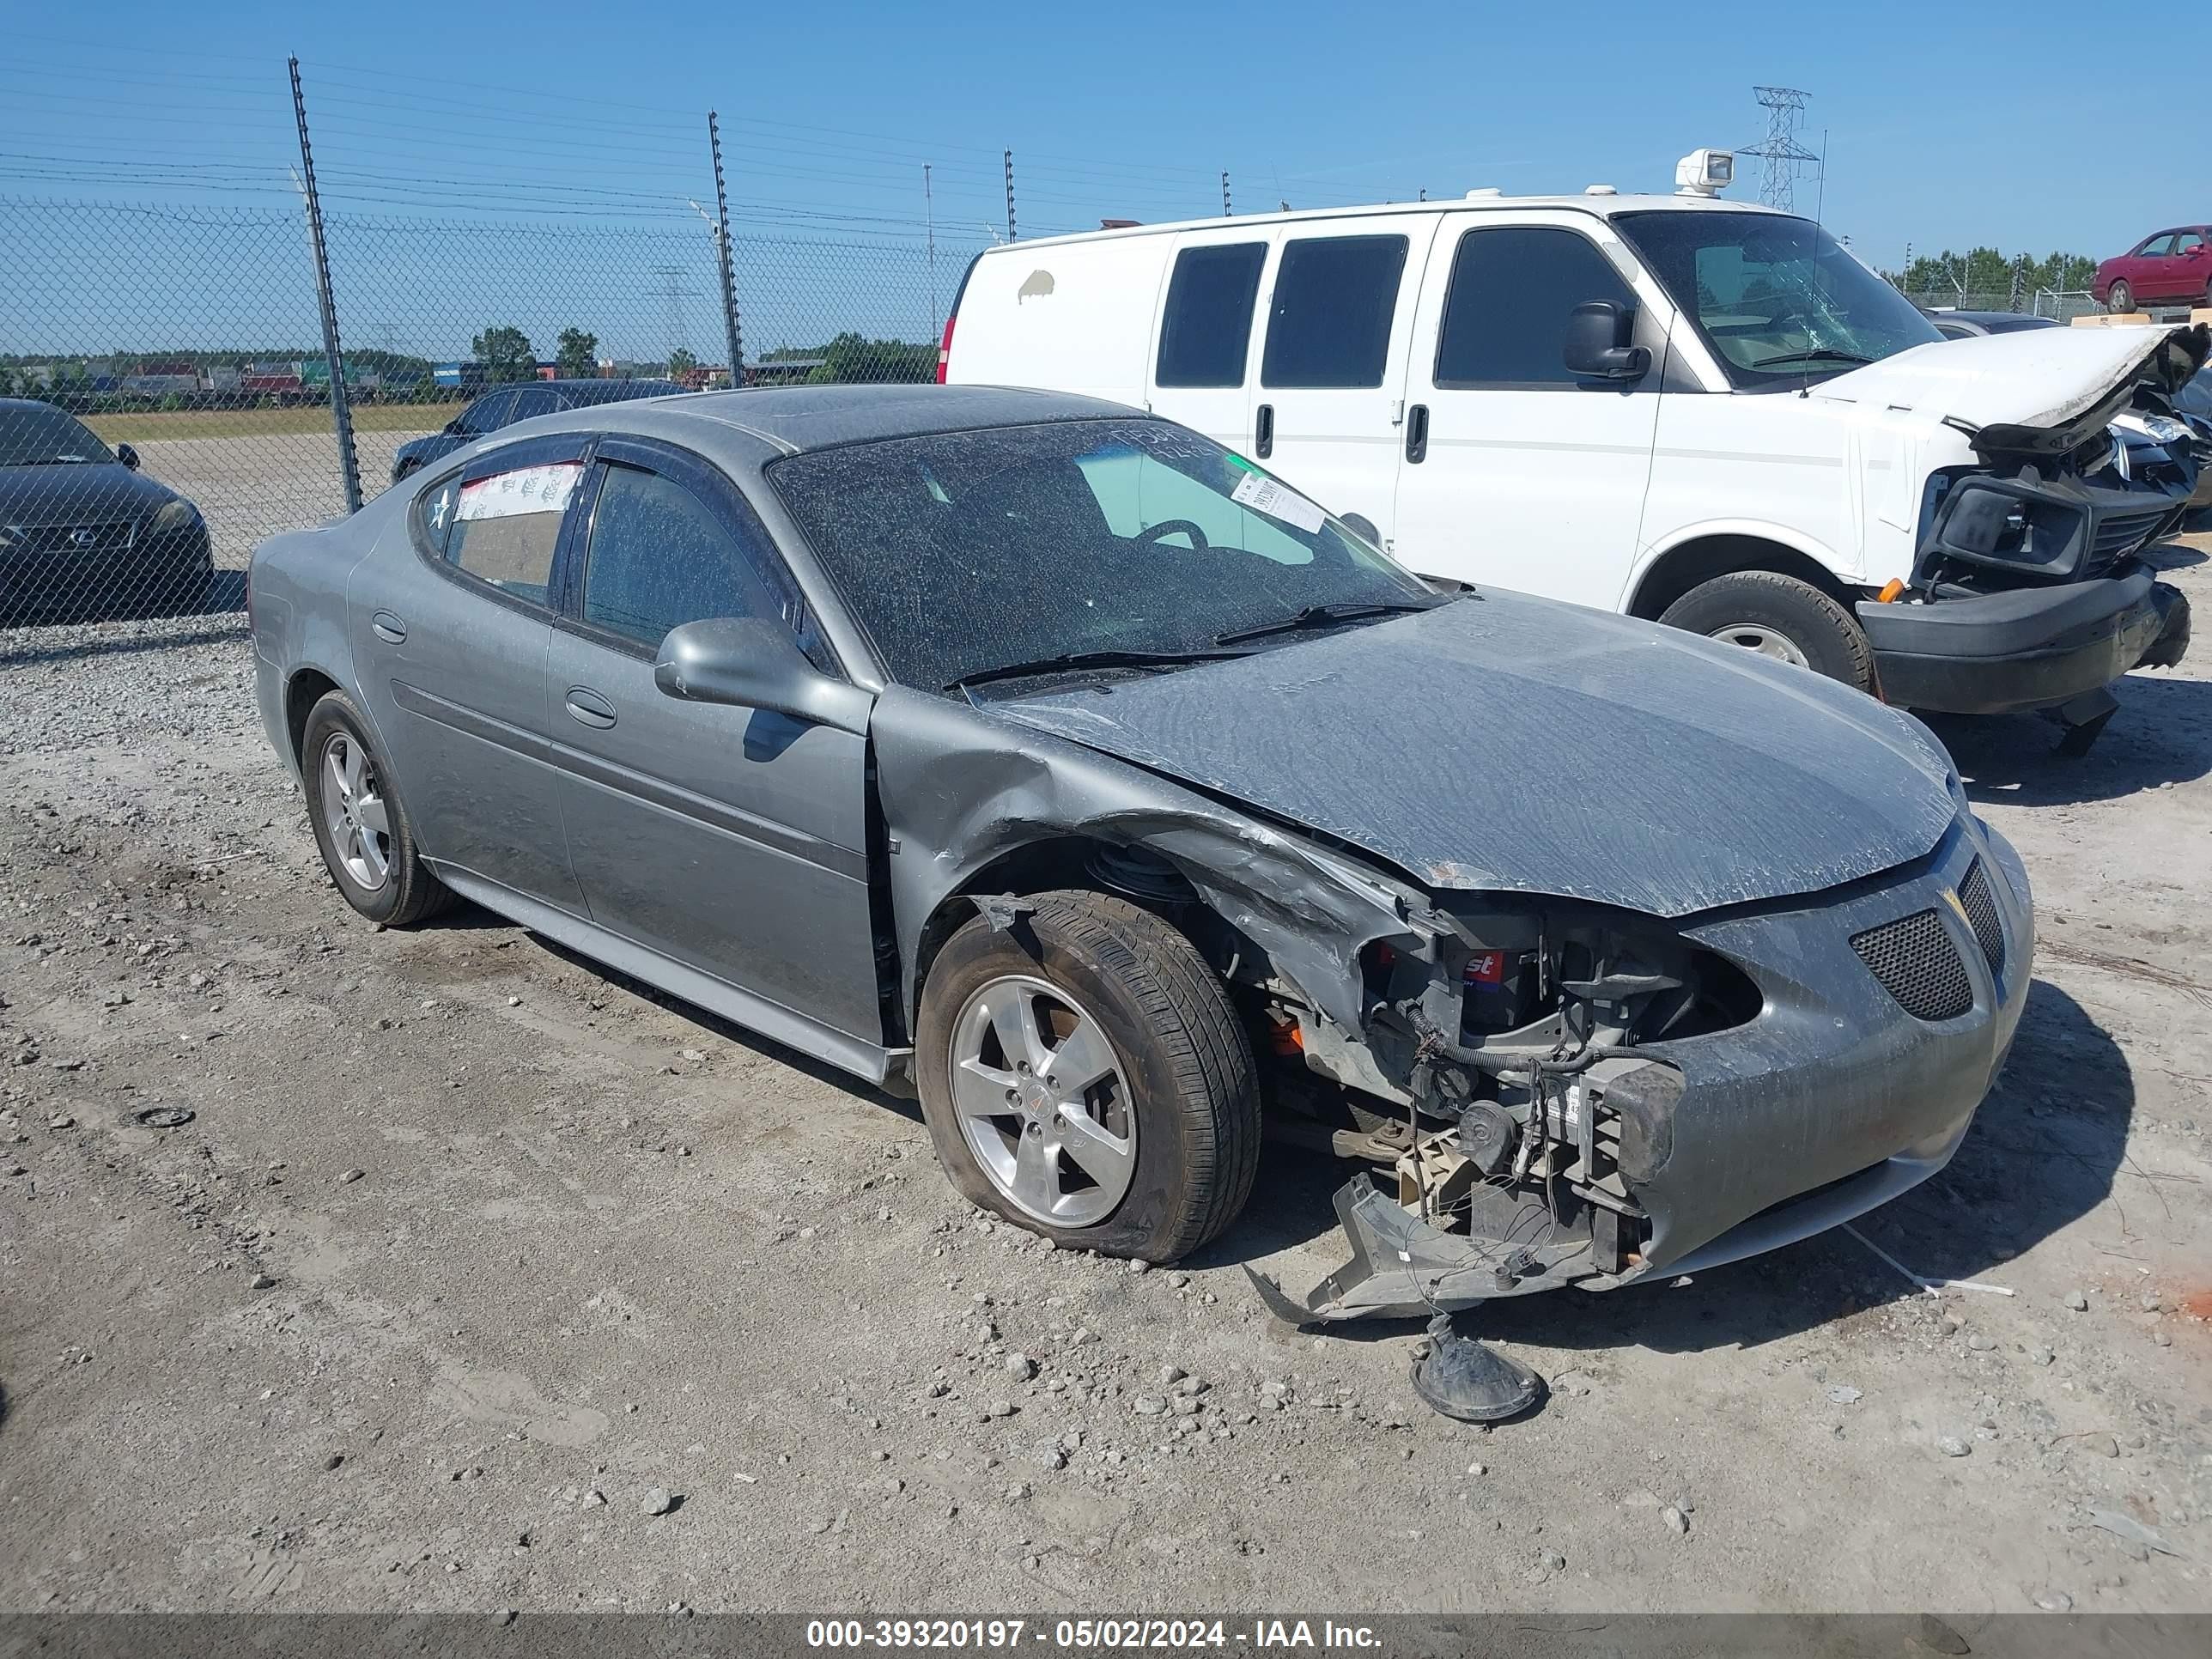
[1740,86,1820,211]
[653,264,697,362]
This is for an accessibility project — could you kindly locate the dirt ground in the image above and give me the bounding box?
[2,540,2209,1616]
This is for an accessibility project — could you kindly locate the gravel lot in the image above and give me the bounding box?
[129,428,431,568]
[2,540,2209,1615]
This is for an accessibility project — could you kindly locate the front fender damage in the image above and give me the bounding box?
[867,684,1668,1327]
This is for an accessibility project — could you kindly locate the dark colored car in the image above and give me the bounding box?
[251,386,2033,1407]
[389,379,685,483]
[2094,228,2212,314]
[1920,309,2062,339]
[0,398,213,625]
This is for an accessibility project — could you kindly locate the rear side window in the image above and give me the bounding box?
[1261,235,1408,389]
[446,460,580,605]
[1156,243,1267,387]
[580,464,774,649]
[1433,227,1638,388]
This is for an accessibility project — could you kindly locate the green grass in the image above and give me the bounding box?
[84,404,453,442]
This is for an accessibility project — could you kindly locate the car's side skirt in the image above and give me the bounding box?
[430,864,906,1087]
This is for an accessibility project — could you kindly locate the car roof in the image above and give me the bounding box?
[503,383,1139,473]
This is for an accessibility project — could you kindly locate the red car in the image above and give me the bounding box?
[2094,226,2212,313]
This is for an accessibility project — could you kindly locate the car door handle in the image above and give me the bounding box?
[565,686,617,729]
[370,611,407,643]
[1254,403,1274,459]
[1405,404,1430,465]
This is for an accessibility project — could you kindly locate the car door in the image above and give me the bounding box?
[1144,229,1273,453]
[1390,216,1662,601]
[544,437,881,1042]
[1250,216,1438,544]
[355,432,592,913]
[2162,230,2208,302]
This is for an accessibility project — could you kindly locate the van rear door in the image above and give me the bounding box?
[944,234,1170,410]
[1391,212,1662,602]
[1248,216,1442,544]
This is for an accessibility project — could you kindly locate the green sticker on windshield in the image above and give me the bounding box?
[1224,453,1258,474]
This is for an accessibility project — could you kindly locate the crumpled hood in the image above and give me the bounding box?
[1814,323,2209,445]
[985,592,1959,919]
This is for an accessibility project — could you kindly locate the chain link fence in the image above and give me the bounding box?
[1904,288,2106,323]
[1,190,986,646]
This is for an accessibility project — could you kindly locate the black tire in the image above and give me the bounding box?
[1659,570,1878,694]
[301,690,455,927]
[914,890,1260,1262]
[2107,280,2134,315]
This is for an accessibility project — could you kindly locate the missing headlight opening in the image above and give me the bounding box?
[1247,908,1760,1334]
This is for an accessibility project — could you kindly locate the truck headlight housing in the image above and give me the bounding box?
[1925,479,2087,580]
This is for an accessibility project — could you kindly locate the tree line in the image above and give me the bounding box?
[1881,247,2099,299]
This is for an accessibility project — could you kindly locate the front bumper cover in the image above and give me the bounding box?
[1252,817,2033,1322]
[1859,568,2190,716]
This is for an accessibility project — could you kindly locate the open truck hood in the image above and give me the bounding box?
[1815,323,2210,455]
[984,592,1957,920]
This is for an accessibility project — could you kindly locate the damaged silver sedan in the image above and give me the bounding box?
[249,386,2031,1413]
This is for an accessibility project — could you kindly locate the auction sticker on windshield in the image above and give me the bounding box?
[1229,471,1325,534]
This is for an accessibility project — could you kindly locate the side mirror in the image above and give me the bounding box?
[655,617,872,736]
[116,442,140,471]
[1564,301,1650,382]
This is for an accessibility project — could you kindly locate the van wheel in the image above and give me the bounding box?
[914,890,1260,1264]
[1660,571,1876,693]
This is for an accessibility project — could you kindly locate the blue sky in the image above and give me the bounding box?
[2,2,2194,357]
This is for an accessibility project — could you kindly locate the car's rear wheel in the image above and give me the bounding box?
[1660,570,1877,694]
[2107,280,2135,315]
[301,691,454,927]
[914,890,1259,1262]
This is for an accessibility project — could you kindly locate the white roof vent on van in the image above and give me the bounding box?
[1583,184,1617,196]
[1464,187,1504,198]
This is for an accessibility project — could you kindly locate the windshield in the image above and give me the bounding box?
[0,404,116,467]
[768,418,1440,692]
[1613,210,1942,389]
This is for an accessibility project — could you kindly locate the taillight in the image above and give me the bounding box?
[935,312,955,384]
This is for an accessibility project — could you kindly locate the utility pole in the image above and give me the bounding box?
[1221,171,1231,216]
[1004,149,1017,242]
[925,164,938,340]
[707,112,744,387]
[289,55,361,515]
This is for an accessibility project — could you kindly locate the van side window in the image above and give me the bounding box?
[1261,235,1408,389]
[1156,243,1267,387]
[1434,227,1638,389]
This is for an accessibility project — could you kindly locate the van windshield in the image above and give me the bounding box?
[768,418,1439,693]
[1612,210,1941,389]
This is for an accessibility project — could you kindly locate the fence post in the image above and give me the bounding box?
[289,56,361,515]
[708,112,744,389]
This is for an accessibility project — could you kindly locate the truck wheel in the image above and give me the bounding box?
[1660,571,1877,694]
[2106,280,2135,315]
[915,890,1260,1263]
[301,691,455,927]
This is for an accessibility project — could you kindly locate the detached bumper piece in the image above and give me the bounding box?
[1859,568,2190,733]
[1243,1174,1606,1324]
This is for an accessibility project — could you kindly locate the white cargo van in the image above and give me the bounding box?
[943,151,2199,746]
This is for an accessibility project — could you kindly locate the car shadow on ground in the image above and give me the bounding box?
[1932,672,2212,806]
[1237,979,2130,1362]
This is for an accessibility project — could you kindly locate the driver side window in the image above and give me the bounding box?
[580,463,775,650]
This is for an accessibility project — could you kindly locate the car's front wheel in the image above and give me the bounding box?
[301,690,454,927]
[1660,570,1877,694]
[914,889,1259,1262]
[2107,280,2135,314]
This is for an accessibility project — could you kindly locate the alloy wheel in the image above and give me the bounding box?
[947,973,1136,1227]
[319,732,392,891]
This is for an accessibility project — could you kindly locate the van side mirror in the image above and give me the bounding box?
[654,617,872,737]
[1564,301,1650,382]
